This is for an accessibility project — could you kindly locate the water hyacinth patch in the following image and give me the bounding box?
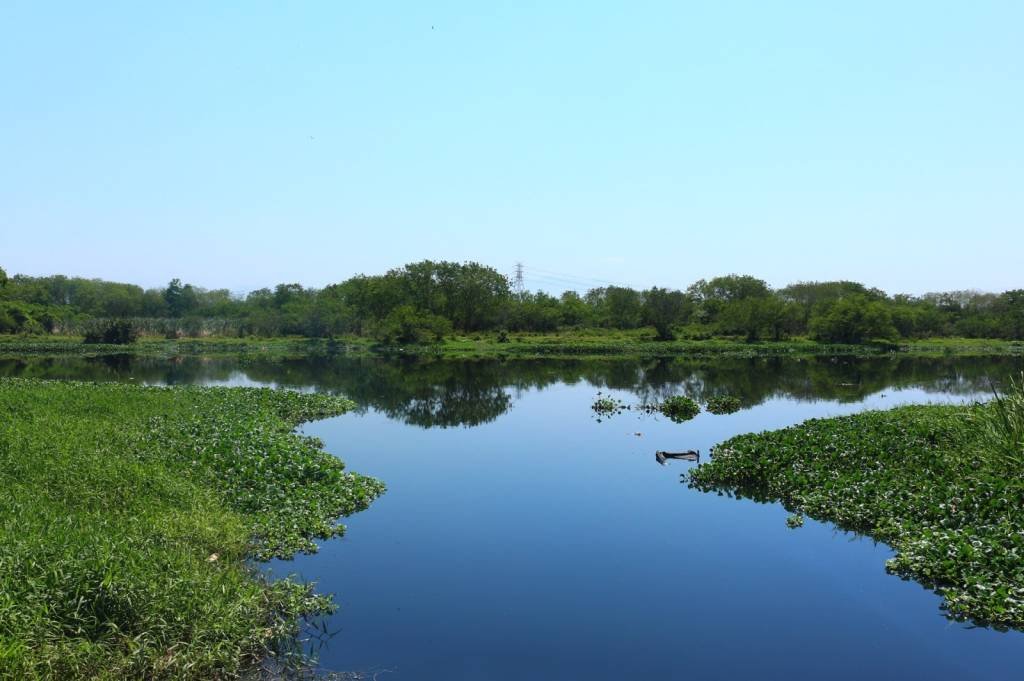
[658,395,701,423]
[0,378,384,679]
[705,395,742,415]
[591,392,629,420]
[688,402,1024,629]
[594,393,702,423]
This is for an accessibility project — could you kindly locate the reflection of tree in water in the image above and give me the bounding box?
[1,354,1020,429]
[0,355,239,384]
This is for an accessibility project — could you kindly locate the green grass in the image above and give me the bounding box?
[689,398,1024,629]
[971,372,1024,468]
[2,332,1022,361]
[0,379,384,679]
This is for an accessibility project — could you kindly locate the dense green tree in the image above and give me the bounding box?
[688,275,771,323]
[586,286,643,328]
[641,287,691,340]
[718,297,801,341]
[163,279,195,317]
[509,292,563,332]
[889,295,946,338]
[809,295,897,343]
[994,290,1024,340]
[558,291,592,327]
[373,305,452,344]
[430,261,511,331]
[779,280,886,325]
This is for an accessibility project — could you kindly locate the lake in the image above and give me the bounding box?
[4,353,1023,679]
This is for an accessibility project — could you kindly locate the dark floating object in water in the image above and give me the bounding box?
[656,449,700,465]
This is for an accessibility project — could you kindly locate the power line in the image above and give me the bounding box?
[525,274,597,289]
[510,263,645,294]
[523,266,633,289]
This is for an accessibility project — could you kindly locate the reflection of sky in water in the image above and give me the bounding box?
[287,382,1021,680]
[2,356,1022,679]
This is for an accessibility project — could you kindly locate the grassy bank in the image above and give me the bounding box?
[1,332,1022,361]
[0,379,384,679]
[689,393,1024,629]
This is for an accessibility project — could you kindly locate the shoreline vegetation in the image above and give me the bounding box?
[0,378,384,679]
[1,332,1022,361]
[688,383,1024,629]
[2,262,1023,349]
[3,259,1023,677]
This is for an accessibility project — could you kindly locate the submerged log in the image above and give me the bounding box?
[655,449,700,465]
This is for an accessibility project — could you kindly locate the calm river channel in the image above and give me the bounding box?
[4,354,1023,680]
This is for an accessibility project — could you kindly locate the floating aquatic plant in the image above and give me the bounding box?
[591,391,629,420]
[0,378,384,678]
[689,399,1024,629]
[706,395,742,415]
[658,395,701,423]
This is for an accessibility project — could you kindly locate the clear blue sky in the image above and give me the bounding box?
[1,1,1021,295]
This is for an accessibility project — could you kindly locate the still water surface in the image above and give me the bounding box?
[4,354,1023,679]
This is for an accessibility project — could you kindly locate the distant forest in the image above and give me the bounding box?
[0,261,1022,343]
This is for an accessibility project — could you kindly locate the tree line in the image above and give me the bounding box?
[1,261,1022,343]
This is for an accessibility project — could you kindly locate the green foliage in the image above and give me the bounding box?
[993,290,1024,340]
[688,275,771,323]
[717,297,801,341]
[706,395,742,414]
[0,379,384,678]
[373,305,453,344]
[689,402,1024,628]
[591,392,628,419]
[82,319,139,345]
[0,301,53,334]
[163,278,199,318]
[659,395,700,422]
[809,295,897,343]
[4,262,1024,344]
[0,265,6,288]
[968,372,1024,468]
[779,280,886,324]
[584,286,644,329]
[786,513,804,528]
[509,291,563,332]
[641,287,691,340]
[557,290,592,327]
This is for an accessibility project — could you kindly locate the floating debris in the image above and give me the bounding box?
[656,449,700,465]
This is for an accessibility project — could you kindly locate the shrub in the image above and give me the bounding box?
[83,319,139,345]
[373,305,452,344]
[809,295,898,343]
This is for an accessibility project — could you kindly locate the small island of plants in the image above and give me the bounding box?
[591,393,701,423]
[705,395,742,415]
